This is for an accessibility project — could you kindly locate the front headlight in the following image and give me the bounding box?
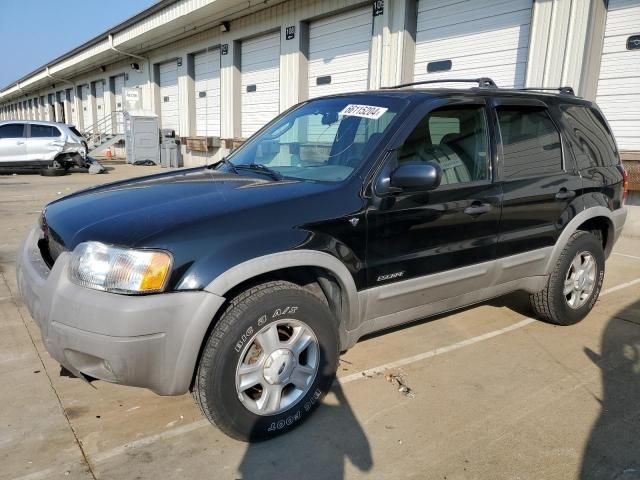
[69,242,172,294]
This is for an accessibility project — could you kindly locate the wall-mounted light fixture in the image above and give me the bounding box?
[100,65,106,72]
[220,21,230,33]
[177,57,183,67]
[131,62,141,71]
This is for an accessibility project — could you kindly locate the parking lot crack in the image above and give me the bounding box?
[0,270,98,480]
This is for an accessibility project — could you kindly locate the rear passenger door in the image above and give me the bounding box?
[493,98,582,257]
[27,124,63,162]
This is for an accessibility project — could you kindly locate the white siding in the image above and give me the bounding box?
[308,6,372,99]
[114,75,125,134]
[194,49,221,137]
[159,61,180,135]
[81,84,92,129]
[414,0,532,88]
[241,30,281,138]
[596,0,640,150]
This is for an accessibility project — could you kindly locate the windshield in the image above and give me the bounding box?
[224,97,405,182]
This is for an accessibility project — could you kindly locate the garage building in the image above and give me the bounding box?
[0,0,637,185]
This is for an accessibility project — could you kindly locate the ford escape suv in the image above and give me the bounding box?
[17,78,627,441]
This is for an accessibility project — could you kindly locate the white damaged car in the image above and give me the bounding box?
[0,120,88,176]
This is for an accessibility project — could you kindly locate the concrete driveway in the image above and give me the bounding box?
[1,166,639,480]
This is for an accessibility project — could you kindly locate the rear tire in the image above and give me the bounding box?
[192,280,339,441]
[40,167,67,177]
[530,231,605,325]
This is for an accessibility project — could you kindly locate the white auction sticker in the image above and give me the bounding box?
[339,104,388,120]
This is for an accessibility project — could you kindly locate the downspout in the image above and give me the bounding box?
[108,34,152,86]
[45,67,75,89]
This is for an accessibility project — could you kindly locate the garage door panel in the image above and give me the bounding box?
[309,50,371,76]
[417,0,530,28]
[241,33,280,55]
[308,7,372,99]
[194,49,221,137]
[309,10,371,39]
[417,10,531,44]
[415,28,529,63]
[159,61,180,134]
[241,31,280,138]
[309,29,371,55]
[596,0,640,150]
[81,85,92,130]
[414,0,532,89]
[598,54,640,78]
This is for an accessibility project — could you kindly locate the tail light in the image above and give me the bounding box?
[622,167,629,205]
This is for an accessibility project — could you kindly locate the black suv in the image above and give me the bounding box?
[17,78,628,441]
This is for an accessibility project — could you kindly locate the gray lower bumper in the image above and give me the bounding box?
[611,207,628,245]
[16,227,226,395]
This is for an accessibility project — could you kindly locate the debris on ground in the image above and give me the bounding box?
[87,158,106,174]
[385,372,415,398]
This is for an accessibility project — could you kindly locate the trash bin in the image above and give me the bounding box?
[160,129,182,168]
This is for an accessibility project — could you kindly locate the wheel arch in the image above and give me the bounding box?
[545,206,615,274]
[204,250,361,344]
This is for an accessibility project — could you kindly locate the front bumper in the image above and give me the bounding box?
[16,227,226,395]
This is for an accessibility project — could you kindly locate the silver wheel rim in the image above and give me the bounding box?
[564,251,597,309]
[235,319,319,416]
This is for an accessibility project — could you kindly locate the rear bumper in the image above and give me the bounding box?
[611,207,627,245]
[16,226,226,395]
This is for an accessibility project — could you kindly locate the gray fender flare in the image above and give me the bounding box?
[204,250,361,345]
[544,206,615,274]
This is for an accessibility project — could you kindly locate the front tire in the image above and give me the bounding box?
[530,231,605,325]
[193,280,339,441]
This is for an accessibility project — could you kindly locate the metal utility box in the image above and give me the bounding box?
[160,128,182,168]
[124,110,159,164]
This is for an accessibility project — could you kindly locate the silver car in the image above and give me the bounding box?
[0,120,88,175]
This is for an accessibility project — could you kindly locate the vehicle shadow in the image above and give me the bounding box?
[580,300,640,479]
[237,381,372,480]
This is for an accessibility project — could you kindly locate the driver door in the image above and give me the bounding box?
[364,98,501,319]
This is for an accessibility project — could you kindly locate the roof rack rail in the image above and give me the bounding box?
[515,86,575,95]
[382,77,497,90]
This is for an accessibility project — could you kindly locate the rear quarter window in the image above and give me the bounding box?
[559,104,619,168]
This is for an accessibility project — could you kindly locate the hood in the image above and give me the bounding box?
[44,167,334,250]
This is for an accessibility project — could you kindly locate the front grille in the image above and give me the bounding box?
[37,229,67,269]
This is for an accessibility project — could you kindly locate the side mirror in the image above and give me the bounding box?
[390,162,442,192]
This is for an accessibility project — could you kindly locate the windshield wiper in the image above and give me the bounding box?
[207,157,238,174]
[235,163,283,181]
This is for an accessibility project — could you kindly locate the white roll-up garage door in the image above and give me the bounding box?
[159,61,180,135]
[414,0,532,88]
[596,0,640,151]
[194,49,221,137]
[308,6,372,99]
[241,31,280,138]
[81,85,92,130]
[114,75,125,134]
[94,81,105,122]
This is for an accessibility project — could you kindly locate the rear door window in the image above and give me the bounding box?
[0,123,25,139]
[30,125,62,138]
[497,107,562,179]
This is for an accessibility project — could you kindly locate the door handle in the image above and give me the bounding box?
[555,188,576,200]
[16,141,25,145]
[464,202,492,216]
